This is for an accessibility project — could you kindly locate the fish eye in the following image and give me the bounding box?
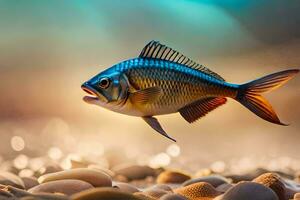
[99,77,110,89]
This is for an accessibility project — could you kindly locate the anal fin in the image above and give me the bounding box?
[179,97,227,123]
[142,116,176,142]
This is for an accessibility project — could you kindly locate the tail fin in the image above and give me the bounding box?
[236,69,299,125]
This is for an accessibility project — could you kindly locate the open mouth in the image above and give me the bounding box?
[81,84,99,103]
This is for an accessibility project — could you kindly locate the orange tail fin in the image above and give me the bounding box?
[236,69,299,125]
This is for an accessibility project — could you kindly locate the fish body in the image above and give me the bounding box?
[82,41,299,141]
[102,58,237,116]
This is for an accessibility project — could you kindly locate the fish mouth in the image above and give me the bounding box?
[81,83,107,104]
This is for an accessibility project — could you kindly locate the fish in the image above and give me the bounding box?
[81,41,299,142]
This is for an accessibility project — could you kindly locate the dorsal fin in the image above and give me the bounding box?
[139,40,225,81]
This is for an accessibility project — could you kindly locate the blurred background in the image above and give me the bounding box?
[0,0,300,174]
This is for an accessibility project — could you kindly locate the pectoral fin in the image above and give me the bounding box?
[130,86,162,104]
[179,97,227,123]
[142,116,176,142]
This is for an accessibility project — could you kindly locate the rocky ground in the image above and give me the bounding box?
[0,153,300,200]
[0,154,300,200]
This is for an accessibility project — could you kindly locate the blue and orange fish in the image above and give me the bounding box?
[81,41,299,141]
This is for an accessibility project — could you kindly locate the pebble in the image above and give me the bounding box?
[182,175,230,188]
[133,192,157,200]
[0,171,25,189]
[148,184,173,192]
[112,164,156,181]
[0,184,30,198]
[71,187,150,200]
[160,193,187,200]
[0,185,69,200]
[295,172,300,183]
[0,189,16,200]
[252,172,286,200]
[114,175,129,183]
[20,193,69,200]
[112,182,140,193]
[70,160,89,169]
[175,182,220,200]
[157,170,191,184]
[216,183,234,193]
[225,168,269,183]
[87,165,115,177]
[284,179,300,199]
[294,193,300,200]
[38,168,112,187]
[28,180,93,196]
[216,181,279,200]
[39,164,63,176]
[141,188,170,199]
[21,177,39,190]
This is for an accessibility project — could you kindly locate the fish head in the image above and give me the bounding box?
[81,68,129,108]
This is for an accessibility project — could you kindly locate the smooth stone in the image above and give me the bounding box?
[216,183,233,193]
[217,182,279,200]
[133,192,156,200]
[70,160,89,169]
[157,171,191,184]
[175,182,220,200]
[39,164,63,176]
[112,182,140,193]
[29,180,93,196]
[283,179,300,199]
[225,168,269,183]
[0,188,16,200]
[183,175,230,188]
[253,172,286,200]
[224,168,292,184]
[160,193,187,200]
[87,165,115,177]
[71,188,149,200]
[0,171,25,189]
[295,172,300,183]
[20,193,69,200]
[141,188,170,199]
[284,179,300,190]
[21,177,39,190]
[129,177,155,189]
[149,184,173,192]
[0,184,30,198]
[38,168,112,187]
[114,175,129,183]
[294,193,300,200]
[112,164,156,181]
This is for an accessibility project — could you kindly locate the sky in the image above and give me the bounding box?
[0,0,300,170]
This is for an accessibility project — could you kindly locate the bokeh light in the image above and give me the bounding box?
[10,136,25,152]
[47,147,63,160]
[149,153,171,168]
[13,154,29,169]
[166,144,181,157]
[19,169,34,177]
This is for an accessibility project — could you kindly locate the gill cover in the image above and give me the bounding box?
[107,72,129,103]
